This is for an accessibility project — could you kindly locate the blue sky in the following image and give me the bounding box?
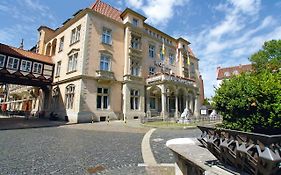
[0,0,281,98]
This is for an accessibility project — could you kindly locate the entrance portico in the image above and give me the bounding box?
[146,73,200,119]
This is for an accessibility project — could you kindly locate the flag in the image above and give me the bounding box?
[187,51,190,65]
[161,38,165,55]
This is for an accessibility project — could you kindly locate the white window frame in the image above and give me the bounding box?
[149,45,155,58]
[56,61,61,77]
[65,84,75,109]
[97,87,109,110]
[102,28,112,45]
[131,59,140,76]
[0,54,6,68]
[7,56,20,70]
[58,36,64,52]
[100,54,111,71]
[67,53,78,73]
[130,89,140,110]
[149,67,156,75]
[20,60,32,72]
[70,25,81,45]
[33,62,43,74]
[131,35,141,50]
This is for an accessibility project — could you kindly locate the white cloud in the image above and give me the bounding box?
[127,0,190,26]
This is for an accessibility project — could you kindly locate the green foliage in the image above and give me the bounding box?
[213,70,281,134]
[250,40,281,72]
[203,98,211,106]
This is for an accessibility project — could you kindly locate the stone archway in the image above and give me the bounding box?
[146,86,162,117]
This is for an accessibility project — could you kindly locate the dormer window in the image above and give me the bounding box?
[132,18,138,27]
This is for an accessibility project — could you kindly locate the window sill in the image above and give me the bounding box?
[69,40,80,47]
[66,70,77,75]
[101,42,112,46]
[55,75,60,78]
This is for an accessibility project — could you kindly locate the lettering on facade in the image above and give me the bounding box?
[154,60,171,73]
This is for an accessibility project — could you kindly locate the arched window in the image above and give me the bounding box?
[52,87,60,110]
[65,84,75,109]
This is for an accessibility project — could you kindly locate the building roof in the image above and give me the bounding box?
[0,43,53,64]
[217,64,252,80]
[90,0,122,22]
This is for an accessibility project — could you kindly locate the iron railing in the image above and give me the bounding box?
[197,126,281,175]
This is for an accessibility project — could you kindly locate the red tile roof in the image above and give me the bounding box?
[217,64,252,80]
[0,43,53,64]
[90,0,122,22]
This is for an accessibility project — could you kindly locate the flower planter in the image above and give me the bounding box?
[197,126,281,175]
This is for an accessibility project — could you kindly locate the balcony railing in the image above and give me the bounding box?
[146,73,196,87]
[95,70,115,81]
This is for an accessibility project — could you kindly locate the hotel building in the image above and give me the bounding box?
[9,0,204,123]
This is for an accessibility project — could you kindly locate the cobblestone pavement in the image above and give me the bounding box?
[150,128,202,164]
[0,124,147,175]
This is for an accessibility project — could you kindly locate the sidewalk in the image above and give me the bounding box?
[0,116,71,130]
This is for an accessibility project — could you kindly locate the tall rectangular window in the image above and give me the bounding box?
[131,59,140,76]
[33,62,43,74]
[149,67,155,75]
[132,18,138,27]
[191,62,195,73]
[131,35,141,50]
[100,54,110,71]
[149,45,155,58]
[102,28,112,45]
[70,25,81,44]
[56,61,61,77]
[149,97,156,110]
[58,36,64,52]
[169,53,175,64]
[97,87,109,109]
[67,53,78,72]
[65,85,75,109]
[130,89,140,110]
[7,57,19,70]
[160,47,164,61]
[20,60,32,72]
[0,54,6,67]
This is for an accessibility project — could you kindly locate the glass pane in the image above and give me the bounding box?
[135,98,139,109]
[103,88,108,94]
[103,96,108,109]
[97,88,102,93]
[97,95,102,108]
[130,97,134,109]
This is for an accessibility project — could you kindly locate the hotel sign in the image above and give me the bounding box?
[147,74,194,86]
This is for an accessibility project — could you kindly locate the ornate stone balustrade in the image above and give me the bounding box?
[146,73,196,87]
[197,126,281,175]
[95,70,115,81]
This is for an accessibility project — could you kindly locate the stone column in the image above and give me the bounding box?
[175,92,179,118]
[160,85,167,119]
[146,88,151,118]
[185,95,189,110]
[194,95,199,117]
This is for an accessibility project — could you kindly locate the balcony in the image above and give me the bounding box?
[129,47,142,58]
[96,70,115,82]
[146,73,196,87]
[123,74,144,83]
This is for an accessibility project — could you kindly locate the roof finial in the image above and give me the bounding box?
[19,39,24,49]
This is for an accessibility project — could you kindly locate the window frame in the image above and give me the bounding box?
[67,52,78,73]
[65,84,75,109]
[33,62,43,74]
[100,54,111,71]
[132,18,139,27]
[102,27,112,45]
[169,53,175,65]
[131,59,140,76]
[70,25,81,45]
[7,56,20,70]
[20,60,32,72]
[148,44,155,58]
[130,89,140,110]
[131,35,141,50]
[149,66,156,76]
[97,87,109,110]
[56,61,61,77]
[58,36,64,52]
[0,54,6,68]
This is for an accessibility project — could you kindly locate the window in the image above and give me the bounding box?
[0,54,6,67]
[52,87,60,110]
[190,62,195,73]
[131,59,140,76]
[33,62,43,74]
[70,25,81,44]
[100,54,110,71]
[58,36,64,52]
[97,87,109,109]
[20,60,31,72]
[56,61,61,77]
[65,85,75,109]
[102,28,112,45]
[149,45,155,58]
[132,18,138,27]
[160,47,164,61]
[169,53,175,64]
[131,35,141,50]
[67,53,78,72]
[130,89,140,110]
[149,67,155,75]
[7,57,19,70]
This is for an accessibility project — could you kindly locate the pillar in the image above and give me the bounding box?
[146,87,151,118]
[175,92,179,118]
[160,85,167,119]
[194,96,199,117]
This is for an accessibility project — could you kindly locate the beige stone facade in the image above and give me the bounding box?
[35,0,204,123]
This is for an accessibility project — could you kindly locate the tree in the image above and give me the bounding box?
[213,40,281,134]
[250,40,281,72]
